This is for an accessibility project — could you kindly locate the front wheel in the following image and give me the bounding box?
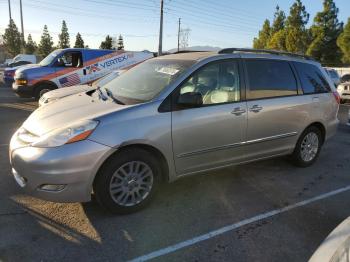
[93,148,162,214]
[34,84,56,100]
[291,126,322,167]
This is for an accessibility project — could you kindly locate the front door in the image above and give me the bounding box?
[171,59,247,174]
[53,51,85,87]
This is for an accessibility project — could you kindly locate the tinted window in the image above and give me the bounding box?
[245,60,297,99]
[179,60,240,105]
[294,62,331,94]
[56,52,83,68]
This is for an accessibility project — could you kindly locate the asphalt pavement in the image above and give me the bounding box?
[0,86,350,262]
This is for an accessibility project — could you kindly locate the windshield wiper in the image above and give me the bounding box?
[104,87,125,105]
[96,86,108,100]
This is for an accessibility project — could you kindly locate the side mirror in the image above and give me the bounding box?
[178,92,203,107]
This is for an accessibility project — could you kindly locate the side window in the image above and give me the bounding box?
[245,59,298,99]
[56,52,83,68]
[179,60,240,105]
[294,62,331,94]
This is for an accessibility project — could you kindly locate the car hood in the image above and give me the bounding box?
[42,85,95,101]
[23,92,129,136]
[14,63,40,72]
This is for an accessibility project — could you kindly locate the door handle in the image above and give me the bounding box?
[231,107,246,116]
[312,97,319,102]
[249,105,263,113]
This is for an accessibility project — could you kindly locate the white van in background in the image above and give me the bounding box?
[12,54,37,64]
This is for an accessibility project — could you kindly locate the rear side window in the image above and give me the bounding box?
[294,62,331,94]
[245,59,297,99]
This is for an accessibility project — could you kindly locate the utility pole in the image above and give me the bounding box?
[158,0,163,56]
[177,18,181,52]
[19,0,25,51]
[8,0,12,21]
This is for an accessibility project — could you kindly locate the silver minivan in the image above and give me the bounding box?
[9,49,340,213]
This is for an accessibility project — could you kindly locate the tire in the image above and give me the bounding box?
[34,84,56,100]
[93,148,162,214]
[291,126,322,167]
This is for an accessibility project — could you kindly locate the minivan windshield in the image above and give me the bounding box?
[101,59,195,104]
[39,49,62,66]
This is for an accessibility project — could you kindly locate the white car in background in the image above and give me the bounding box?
[337,81,350,104]
[39,70,125,107]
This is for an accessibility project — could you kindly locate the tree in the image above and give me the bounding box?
[285,0,310,53]
[267,6,287,50]
[271,5,286,34]
[58,20,70,49]
[25,34,37,54]
[38,25,54,57]
[100,35,114,49]
[307,0,343,64]
[117,34,124,50]
[74,32,85,48]
[2,19,22,56]
[337,18,350,64]
[253,19,271,49]
[267,30,287,50]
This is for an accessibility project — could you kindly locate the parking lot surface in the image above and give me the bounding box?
[0,85,350,262]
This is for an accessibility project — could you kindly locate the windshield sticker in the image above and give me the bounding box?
[156,67,180,75]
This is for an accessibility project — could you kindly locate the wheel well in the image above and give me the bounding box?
[98,144,170,182]
[34,81,57,92]
[306,122,326,144]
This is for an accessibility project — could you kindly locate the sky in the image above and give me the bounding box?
[0,0,349,52]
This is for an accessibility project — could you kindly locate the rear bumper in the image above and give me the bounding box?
[339,91,350,100]
[12,83,34,98]
[326,118,339,141]
[9,135,114,203]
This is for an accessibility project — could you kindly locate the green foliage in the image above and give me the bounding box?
[3,19,22,56]
[117,34,124,50]
[38,25,54,57]
[307,0,343,64]
[100,35,114,49]
[267,30,286,50]
[58,20,70,49]
[253,19,271,49]
[267,6,287,50]
[74,32,85,48]
[337,18,350,63]
[25,34,37,54]
[271,5,286,34]
[285,0,310,53]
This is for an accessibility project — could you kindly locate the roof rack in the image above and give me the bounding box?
[218,48,314,60]
[173,50,210,54]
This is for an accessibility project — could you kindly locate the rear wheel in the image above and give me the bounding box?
[93,148,162,214]
[291,126,322,167]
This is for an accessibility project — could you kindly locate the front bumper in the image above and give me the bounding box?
[12,83,34,98]
[9,134,114,203]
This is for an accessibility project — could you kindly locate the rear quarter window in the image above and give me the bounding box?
[294,62,331,94]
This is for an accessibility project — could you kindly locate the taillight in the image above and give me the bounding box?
[333,91,340,104]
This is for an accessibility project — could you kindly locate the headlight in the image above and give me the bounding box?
[31,120,99,148]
